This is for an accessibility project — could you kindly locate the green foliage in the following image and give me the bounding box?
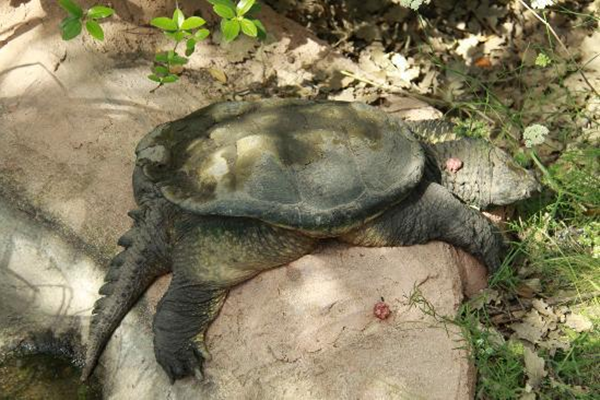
[148,2,266,90]
[58,1,266,90]
[58,1,114,41]
[149,7,211,88]
[208,0,266,41]
[452,118,490,139]
[150,8,209,57]
[535,52,552,67]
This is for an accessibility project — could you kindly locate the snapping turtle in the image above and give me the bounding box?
[82,99,539,382]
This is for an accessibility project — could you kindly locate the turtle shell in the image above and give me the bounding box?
[136,99,425,236]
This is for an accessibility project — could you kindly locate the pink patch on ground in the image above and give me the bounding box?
[445,157,463,173]
[374,301,391,320]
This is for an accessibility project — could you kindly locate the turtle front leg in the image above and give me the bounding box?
[153,215,316,383]
[342,181,506,272]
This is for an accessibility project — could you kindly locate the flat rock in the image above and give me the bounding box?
[0,1,483,399]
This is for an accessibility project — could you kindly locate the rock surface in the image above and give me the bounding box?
[0,1,485,399]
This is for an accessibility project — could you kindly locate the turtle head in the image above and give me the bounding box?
[425,139,541,209]
[135,124,172,175]
[488,147,541,206]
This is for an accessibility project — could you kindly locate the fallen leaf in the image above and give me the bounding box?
[474,57,492,68]
[519,392,536,400]
[532,299,553,317]
[456,34,481,63]
[468,288,500,310]
[208,68,228,84]
[511,310,548,343]
[516,283,536,298]
[524,346,547,389]
[565,313,593,332]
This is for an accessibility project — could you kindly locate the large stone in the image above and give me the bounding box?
[0,1,483,399]
[0,199,481,399]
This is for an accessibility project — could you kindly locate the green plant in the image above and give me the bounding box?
[150,8,210,57]
[58,0,114,41]
[149,7,210,88]
[208,0,266,41]
[148,1,266,90]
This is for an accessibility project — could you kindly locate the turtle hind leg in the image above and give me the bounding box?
[81,202,173,381]
[153,216,316,383]
[342,181,506,272]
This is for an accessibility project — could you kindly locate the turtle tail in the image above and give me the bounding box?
[81,203,172,381]
[405,119,458,143]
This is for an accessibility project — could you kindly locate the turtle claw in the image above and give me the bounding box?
[155,341,207,383]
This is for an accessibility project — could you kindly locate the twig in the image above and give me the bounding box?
[518,0,599,96]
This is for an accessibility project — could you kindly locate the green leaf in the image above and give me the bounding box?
[252,19,266,40]
[240,18,257,37]
[185,40,196,57]
[170,55,189,65]
[167,50,176,61]
[87,5,114,19]
[85,20,104,40]
[155,52,169,62]
[236,0,255,16]
[162,74,179,83]
[60,14,78,29]
[207,0,236,9]
[150,17,178,31]
[58,0,83,18]
[165,31,187,42]
[181,16,206,30]
[194,28,210,41]
[221,19,240,42]
[61,17,82,40]
[173,8,185,28]
[213,4,236,19]
[247,2,261,16]
[148,74,162,83]
[153,65,169,76]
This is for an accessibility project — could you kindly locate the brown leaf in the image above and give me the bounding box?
[474,57,493,69]
[565,313,593,332]
[524,347,547,389]
[511,310,548,343]
[208,68,228,84]
[516,283,536,299]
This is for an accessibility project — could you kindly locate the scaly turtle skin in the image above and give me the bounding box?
[81,99,540,382]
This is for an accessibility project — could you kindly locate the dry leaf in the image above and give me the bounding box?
[532,299,553,317]
[565,313,593,332]
[474,57,492,69]
[208,68,228,84]
[511,310,548,343]
[524,347,547,389]
[538,329,570,355]
[519,392,536,400]
[456,34,481,63]
[468,288,500,310]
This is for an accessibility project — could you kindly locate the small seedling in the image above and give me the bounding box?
[208,0,266,42]
[149,7,211,89]
[150,8,210,57]
[58,0,114,41]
